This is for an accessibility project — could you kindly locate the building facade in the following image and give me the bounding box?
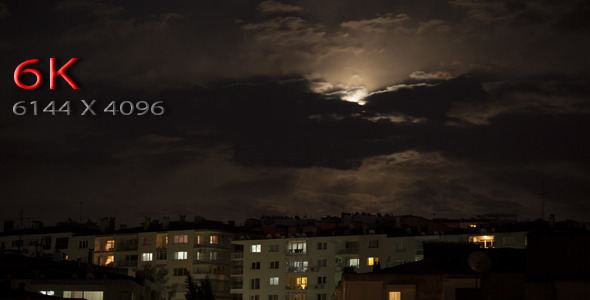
[231,231,528,300]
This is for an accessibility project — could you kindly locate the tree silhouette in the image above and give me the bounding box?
[136,263,171,299]
[185,274,215,300]
[185,273,199,300]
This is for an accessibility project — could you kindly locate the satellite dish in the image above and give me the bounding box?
[468,251,492,273]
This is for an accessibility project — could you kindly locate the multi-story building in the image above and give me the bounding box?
[0,214,534,300]
[0,221,98,263]
[231,230,528,300]
[91,217,237,300]
[1,217,239,300]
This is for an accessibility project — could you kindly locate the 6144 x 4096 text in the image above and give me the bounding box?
[12,100,165,116]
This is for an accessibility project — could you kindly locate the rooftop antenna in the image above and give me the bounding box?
[16,209,29,254]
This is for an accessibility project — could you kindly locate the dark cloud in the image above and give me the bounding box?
[258,0,302,13]
[1,0,589,225]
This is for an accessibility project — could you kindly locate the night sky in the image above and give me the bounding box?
[1,0,589,226]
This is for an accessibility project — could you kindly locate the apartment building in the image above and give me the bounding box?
[0,222,97,263]
[91,217,236,300]
[1,217,238,300]
[0,214,531,300]
[231,230,528,300]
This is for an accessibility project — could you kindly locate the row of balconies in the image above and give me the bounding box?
[283,283,327,290]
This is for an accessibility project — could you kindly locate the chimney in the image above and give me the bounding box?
[144,217,151,231]
[179,215,186,225]
[108,218,115,232]
[163,217,170,230]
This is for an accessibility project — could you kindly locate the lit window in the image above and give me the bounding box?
[141,253,153,262]
[174,235,188,244]
[269,277,279,285]
[389,291,401,300]
[156,234,167,248]
[297,276,308,289]
[287,260,308,272]
[347,258,359,267]
[469,235,495,248]
[40,291,55,296]
[286,276,308,289]
[210,235,219,244]
[251,244,261,253]
[174,251,188,260]
[367,257,379,266]
[106,240,115,251]
[63,291,103,300]
[287,241,307,254]
[99,255,114,266]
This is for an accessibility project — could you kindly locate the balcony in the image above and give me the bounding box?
[231,268,243,275]
[230,285,243,293]
[336,247,359,254]
[194,241,230,249]
[286,266,308,273]
[194,267,215,275]
[285,284,307,290]
[117,260,138,267]
[116,244,138,252]
[194,258,226,265]
[286,249,307,256]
